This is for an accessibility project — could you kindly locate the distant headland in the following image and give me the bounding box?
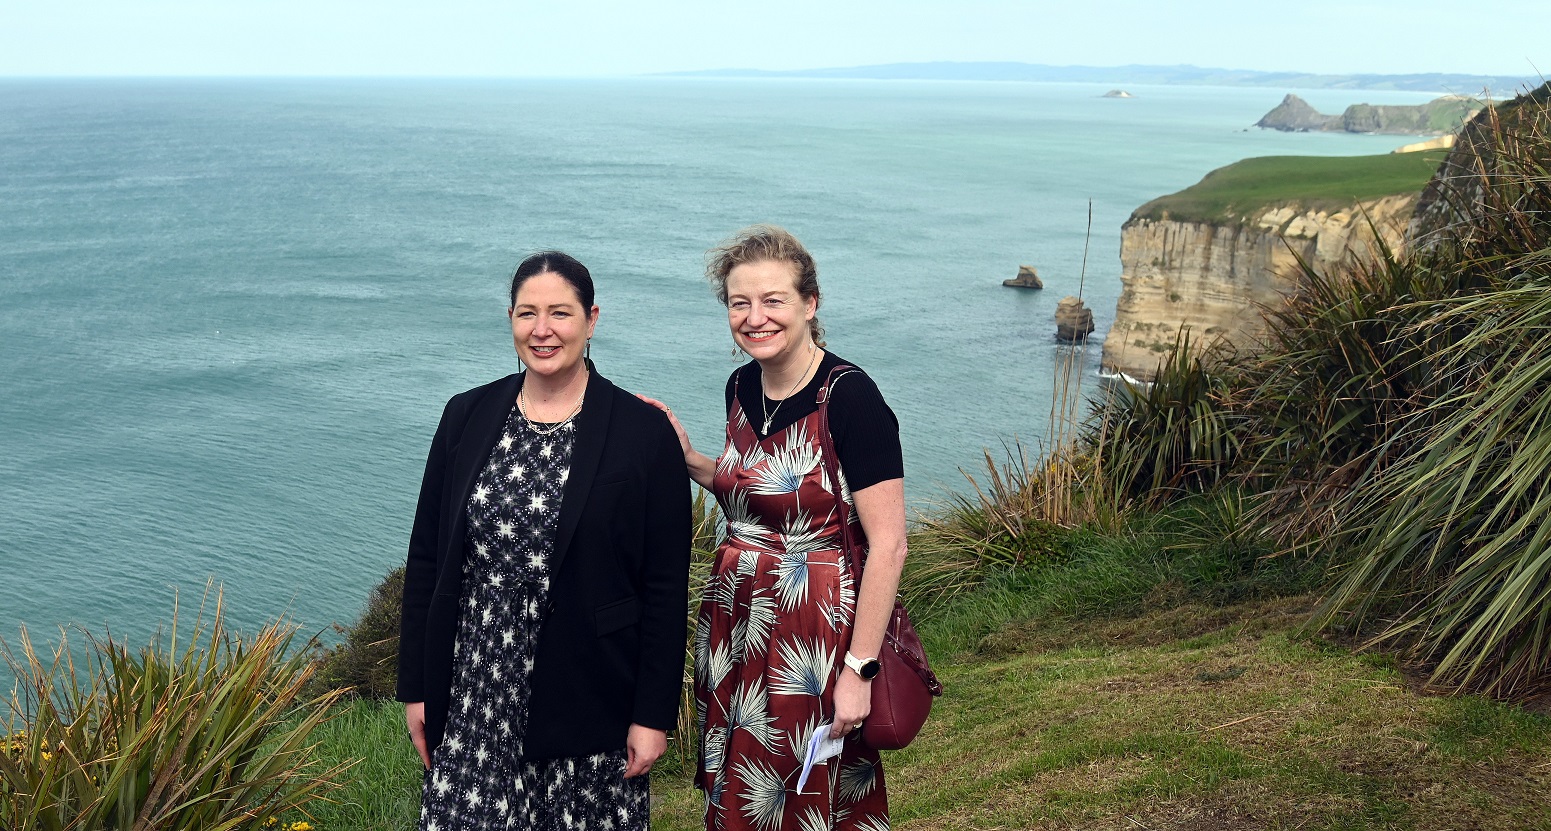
[1256,93,1481,135]
[659,62,1534,93]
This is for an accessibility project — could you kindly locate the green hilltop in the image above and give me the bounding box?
[1132,150,1449,226]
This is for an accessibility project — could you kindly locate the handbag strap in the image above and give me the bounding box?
[816,365,945,697]
[815,364,864,586]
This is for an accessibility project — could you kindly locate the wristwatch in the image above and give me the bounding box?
[844,651,881,680]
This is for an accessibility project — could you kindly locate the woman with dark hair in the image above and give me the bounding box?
[398,251,691,831]
[641,226,905,830]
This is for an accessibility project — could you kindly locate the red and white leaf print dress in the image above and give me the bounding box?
[695,376,889,831]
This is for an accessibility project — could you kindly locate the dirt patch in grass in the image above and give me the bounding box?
[1094,805,1269,831]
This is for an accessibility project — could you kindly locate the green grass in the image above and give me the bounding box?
[280,699,423,831]
[649,598,1551,831]
[1132,151,1448,225]
[298,589,1550,831]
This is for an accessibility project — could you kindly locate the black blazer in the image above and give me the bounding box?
[396,366,691,760]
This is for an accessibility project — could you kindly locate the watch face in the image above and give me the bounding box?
[859,659,881,680]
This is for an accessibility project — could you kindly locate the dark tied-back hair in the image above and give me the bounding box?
[510,251,595,315]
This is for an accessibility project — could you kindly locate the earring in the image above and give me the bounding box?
[585,339,592,360]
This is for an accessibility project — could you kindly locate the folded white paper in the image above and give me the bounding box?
[796,722,847,793]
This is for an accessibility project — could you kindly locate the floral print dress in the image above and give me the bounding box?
[695,375,889,831]
[418,405,650,831]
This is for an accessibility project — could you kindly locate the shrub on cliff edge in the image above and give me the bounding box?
[307,567,404,700]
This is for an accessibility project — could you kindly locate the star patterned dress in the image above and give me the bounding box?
[695,373,889,831]
[417,404,650,831]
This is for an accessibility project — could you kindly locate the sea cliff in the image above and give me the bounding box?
[1101,149,1448,382]
[1102,196,1417,381]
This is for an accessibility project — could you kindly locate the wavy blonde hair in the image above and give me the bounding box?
[706,224,825,347]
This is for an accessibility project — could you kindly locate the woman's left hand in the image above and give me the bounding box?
[828,670,872,739]
[623,724,667,778]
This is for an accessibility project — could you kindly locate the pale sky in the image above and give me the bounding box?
[1,0,1545,79]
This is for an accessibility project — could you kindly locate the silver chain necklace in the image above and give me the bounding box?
[761,344,820,434]
[519,372,587,436]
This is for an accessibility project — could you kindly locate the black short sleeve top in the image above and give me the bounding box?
[723,351,904,492]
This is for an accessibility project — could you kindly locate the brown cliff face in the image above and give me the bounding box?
[1102,195,1417,381]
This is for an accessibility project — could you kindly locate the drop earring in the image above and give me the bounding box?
[585,338,592,361]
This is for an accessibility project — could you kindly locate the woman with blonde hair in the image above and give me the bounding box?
[643,226,905,829]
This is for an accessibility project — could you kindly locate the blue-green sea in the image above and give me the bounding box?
[0,78,1440,678]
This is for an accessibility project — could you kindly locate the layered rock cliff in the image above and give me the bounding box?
[1102,195,1418,381]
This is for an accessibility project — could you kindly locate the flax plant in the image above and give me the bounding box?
[1225,242,1462,544]
[1312,84,1551,696]
[0,591,350,831]
[669,487,721,772]
[1319,284,1551,696]
[1080,334,1242,511]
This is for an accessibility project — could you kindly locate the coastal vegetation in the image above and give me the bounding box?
[0,592,349,831]
[1131,151,1448,225]
[1099,81,1551,699]
[4,83,1550,831]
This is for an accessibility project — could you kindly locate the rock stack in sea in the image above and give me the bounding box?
[1002,265,1044,289]
[1055,297,1095,342]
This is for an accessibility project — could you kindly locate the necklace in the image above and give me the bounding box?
[761,344,820,434]
[519,370,587,436]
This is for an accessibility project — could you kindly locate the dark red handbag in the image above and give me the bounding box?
[817,367,944,750]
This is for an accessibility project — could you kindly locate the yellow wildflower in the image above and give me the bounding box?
[287,822,314,831]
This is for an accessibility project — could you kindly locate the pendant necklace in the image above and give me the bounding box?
[761,343,820,434]
[520,369,587,437]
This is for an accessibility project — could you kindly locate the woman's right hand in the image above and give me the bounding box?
[636,395,693,456]
[405,701,431,770]
[637,394,716,488]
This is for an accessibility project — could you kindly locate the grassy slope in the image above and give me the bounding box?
[650,597,1551,831]
[297,593,1551,831]
[1132,152,1448,226]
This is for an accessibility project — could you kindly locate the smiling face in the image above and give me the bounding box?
[725,259,817,365]
[508,271,598,380]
